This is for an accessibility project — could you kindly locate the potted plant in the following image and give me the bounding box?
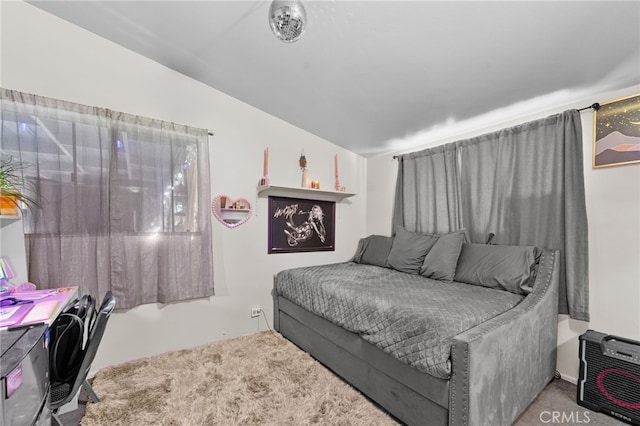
[0,157,38,215]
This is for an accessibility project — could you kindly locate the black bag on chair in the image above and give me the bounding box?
[49,294,96,384]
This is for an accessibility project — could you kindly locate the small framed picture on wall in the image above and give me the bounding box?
[268,196,335,254]
[593,93,640,168]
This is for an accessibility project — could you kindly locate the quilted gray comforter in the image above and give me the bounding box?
[275,262,524,379]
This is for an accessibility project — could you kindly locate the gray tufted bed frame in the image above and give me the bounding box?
[273,249,560,425]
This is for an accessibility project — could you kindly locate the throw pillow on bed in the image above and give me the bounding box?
[351,236,370,263]
[454,243,540,295]
[386,226,438,274]
[361,235,394,267]
[419,230,466,281]
[352,235,394,267]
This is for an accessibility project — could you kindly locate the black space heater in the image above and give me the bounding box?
[578,330,640,425]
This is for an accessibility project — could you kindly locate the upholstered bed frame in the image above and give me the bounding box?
[273,249,560,425]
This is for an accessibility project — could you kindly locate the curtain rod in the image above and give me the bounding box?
[577,102,600,112]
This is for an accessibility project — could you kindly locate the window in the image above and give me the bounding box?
[1,89,213,308]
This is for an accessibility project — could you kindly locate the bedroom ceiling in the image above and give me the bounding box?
[28,1,640,157]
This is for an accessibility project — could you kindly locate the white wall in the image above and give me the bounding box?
[1,1,366,371]
[367,86,640,383]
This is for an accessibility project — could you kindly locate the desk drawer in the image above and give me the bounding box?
[0,332,49,426]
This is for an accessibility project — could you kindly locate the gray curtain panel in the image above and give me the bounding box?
[1,89,214,309]
[392,143,462,235]
[393,110,589,321]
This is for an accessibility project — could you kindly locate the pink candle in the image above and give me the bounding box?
[334,154,339,179]
[264,147,269,176]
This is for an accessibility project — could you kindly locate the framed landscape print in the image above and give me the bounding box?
[268,196,335,254]
[593,93,640,168]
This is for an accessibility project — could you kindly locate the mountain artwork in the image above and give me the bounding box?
[593,94,640,168]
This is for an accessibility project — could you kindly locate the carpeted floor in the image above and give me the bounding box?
[79,331,397,425]
[513,377,623,426]
[59,331,624,425]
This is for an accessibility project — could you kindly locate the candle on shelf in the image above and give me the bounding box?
[302,169,311,188]
[264,148,269,176]
[262,147,270,185]
[334,153,341,191]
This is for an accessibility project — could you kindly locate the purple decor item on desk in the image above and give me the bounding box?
[0,297,34,307]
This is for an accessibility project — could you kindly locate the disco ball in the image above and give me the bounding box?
[269,0,307,43]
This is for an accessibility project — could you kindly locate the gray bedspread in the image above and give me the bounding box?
[274,262,524,379]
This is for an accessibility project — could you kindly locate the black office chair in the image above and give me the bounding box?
[50,291,116,426]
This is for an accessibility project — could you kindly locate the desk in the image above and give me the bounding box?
[0,287,78,330]
[0,287,78,426]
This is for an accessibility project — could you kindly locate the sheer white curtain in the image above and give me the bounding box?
[393,110,589,321]
[1,89,213,309]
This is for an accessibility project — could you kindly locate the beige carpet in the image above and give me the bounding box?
[82,331,398,425]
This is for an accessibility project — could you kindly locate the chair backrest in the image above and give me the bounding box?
[51,291,116,410]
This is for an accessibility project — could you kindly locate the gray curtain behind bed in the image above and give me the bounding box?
[392,143,462,235]
[392,110,589,321]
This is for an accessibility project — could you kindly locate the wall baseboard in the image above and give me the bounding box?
[559,374,577,385]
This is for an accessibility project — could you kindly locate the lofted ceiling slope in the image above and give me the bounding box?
[28,1,640,157]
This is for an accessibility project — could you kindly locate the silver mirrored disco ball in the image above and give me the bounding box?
[269,0,307,43]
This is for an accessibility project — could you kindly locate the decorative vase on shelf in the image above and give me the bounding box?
[298,151,307,169]
[0,157,39,216]
[0,195,18,216]
[299,150,311,188]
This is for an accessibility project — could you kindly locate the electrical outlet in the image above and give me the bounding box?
[251,307,262,318]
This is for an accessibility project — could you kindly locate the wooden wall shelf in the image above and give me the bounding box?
[257,185,355,202]
[0,215,21,229]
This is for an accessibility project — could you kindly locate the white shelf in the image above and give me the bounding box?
[257,185,356,202]
[0,215,21,228]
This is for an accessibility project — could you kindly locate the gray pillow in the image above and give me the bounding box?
[351,236,370,263]
[360,235,394,267]
[419,230,466,281]
[454,243,540,295]
[386,227,438,274]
